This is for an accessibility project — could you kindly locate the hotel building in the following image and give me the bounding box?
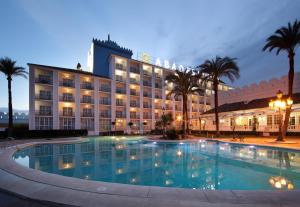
[202,72,300,133]
[29,36,231,135]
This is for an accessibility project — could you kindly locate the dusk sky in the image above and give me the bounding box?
[1,0,300,110]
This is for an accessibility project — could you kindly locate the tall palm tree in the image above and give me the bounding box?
[0,57,28,137]
[198,57,240,137]
[263,20,300,141]
[165,68,203,137]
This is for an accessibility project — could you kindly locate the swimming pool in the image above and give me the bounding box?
[13,136,300,190]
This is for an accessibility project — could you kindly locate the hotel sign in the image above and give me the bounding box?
[137,52,184,70]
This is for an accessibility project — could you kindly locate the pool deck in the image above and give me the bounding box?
[1,137,300,207]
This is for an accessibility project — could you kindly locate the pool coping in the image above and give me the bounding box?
[0,137,300,207]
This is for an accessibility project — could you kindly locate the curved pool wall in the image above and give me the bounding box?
[13,136,300,190]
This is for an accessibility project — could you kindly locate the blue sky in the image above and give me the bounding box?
[0,0,300,110]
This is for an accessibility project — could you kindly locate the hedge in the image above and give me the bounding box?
[0,129,88,139]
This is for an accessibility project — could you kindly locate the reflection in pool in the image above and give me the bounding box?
[13,137,300,190]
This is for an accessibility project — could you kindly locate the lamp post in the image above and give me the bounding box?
[269,90,293,142]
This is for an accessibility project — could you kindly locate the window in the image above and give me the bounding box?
[63,107,73,116]
[267,115,272,126]
[274,115,280,125]
[40,106,51,115]
[62,93,73,101]
[60,118,75,129]
[81,118,94,130]
[36,117,53,130]
[289,116,295,126]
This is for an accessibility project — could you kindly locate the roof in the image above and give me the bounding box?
[27,63,110,79]
[202,93,300,115]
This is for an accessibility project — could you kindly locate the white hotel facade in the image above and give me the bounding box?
[29,37,230,135]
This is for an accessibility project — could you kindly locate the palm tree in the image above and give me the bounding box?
[0,57,28,137]
[165,68,203,137]
[263,20,300,141]
[198,57,240,137]
[155,113,173,138]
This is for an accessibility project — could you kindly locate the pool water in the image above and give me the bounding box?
[13,136,300,190]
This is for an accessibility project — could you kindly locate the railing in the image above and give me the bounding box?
[36,110,52,116]
[36,94,52,100]
[35,77,52,85]
[99,100,111,105]
[130,78,139,85]
[116,102,125,106]
[155,105,161,109]
[81,83,94,90]
[115,75,125,82]
[60,81,74,88]
[59,96,74,102]
[143,71,152,76]
[143,81,152,87]
[155,83,162,89]
[130,115,140,119]
[116,63,125,70]
[143,104,152,108]
[116,114,126,118]
[80,98,94,104]
[61,112,74,116]
[143,115,151,119]
[81,112,94,117]
[155,95,162,99]
[165,106,172,110]
[130,67,140,74]
[130,103,140,107]
[143,93,151,98]
[99,86,111,92]
[130,90,139,96]
[116,89,126,94]
[100,113,111,118]
[155,73,162,79]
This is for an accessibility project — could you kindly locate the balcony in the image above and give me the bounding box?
[143,81,152,87]
[155,104,162,109]
[155,95,162,99]
[60,80,74,88]
[116,63,125,71]
[116,101,125,107]
[143,115,151,119]
[175,97,181,102]
[143,93,151,98]
[116,88,126,94]
[143,71,151,76]
[99,99,111,105]
[175,106,182,111]
[61,111,74,117]
[130,115,140,119]
[100,113,111,118]
[99,86,111,92]
[155,73,162,79]
[60,96,74,102]
[130,102,140,107]
[130,67,140,74]
[81,83,94,90]
[130,90,139,96]
[36,94,52,100]
[116,113,126,118]
[130,78,139,85]
[192,108,198,112]
[35,76,52,85]
[116,75,125,82]
[81,112,94,117]
[155,83,162,89]
[165,105,172,110]
[37,110,52,116]
[143,104,152,109]
[81,97,94,104]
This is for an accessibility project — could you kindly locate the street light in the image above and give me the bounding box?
[269,90,293,141]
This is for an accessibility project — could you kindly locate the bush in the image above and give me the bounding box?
[166,129,179,140]
[0,129,87,139]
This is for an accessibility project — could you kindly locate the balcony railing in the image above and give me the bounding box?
[143,104,152,108]
[61,112,74,116]
[100,113,111,118]
[143,71,151,76]
[143,81,152,87]
[99,99,111,105]
[130,78,139,85]
[116,63,125,70]
[81,112,94,117]
[81,83,94,90]
[37,110,52,116]
[155,105,161,109]
[116,75,125,82]
[130,90,139,96]
[130,67,140,74]
[36,94,52,100]
[130,115,140,119]
[165,106,172,110]
[143,93,151,98]
[35,76,52,85]
[143,115,151,119]
[130,102,140,107]
[60,81,74,88]
[59,96,74,102]
[81,98,94,104]
[116,113,126,118]
[155,95,162,99]
[175,107,182,111]
[116,102,125,106]
[155,73,162,79]
[116,89,126,94]
[99,86,111,92]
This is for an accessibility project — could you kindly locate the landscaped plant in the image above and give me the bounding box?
[0,57,28,138]
[197,57,240,137]
[165,68,203,137]
[263,20,300,141]
[155,113,173,138]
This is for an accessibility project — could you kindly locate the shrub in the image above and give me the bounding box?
[166,129,179,140]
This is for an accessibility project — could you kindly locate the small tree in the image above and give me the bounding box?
[156,113,174,138]
[128,122,134,134]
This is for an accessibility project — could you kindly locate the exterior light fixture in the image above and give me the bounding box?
[269,176,294,190]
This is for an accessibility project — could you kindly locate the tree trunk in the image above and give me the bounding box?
[185,95,189,134]
[182,96,186,138]
[214,80,220,137]
[281,52,295,141]
[7,76,13,138]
